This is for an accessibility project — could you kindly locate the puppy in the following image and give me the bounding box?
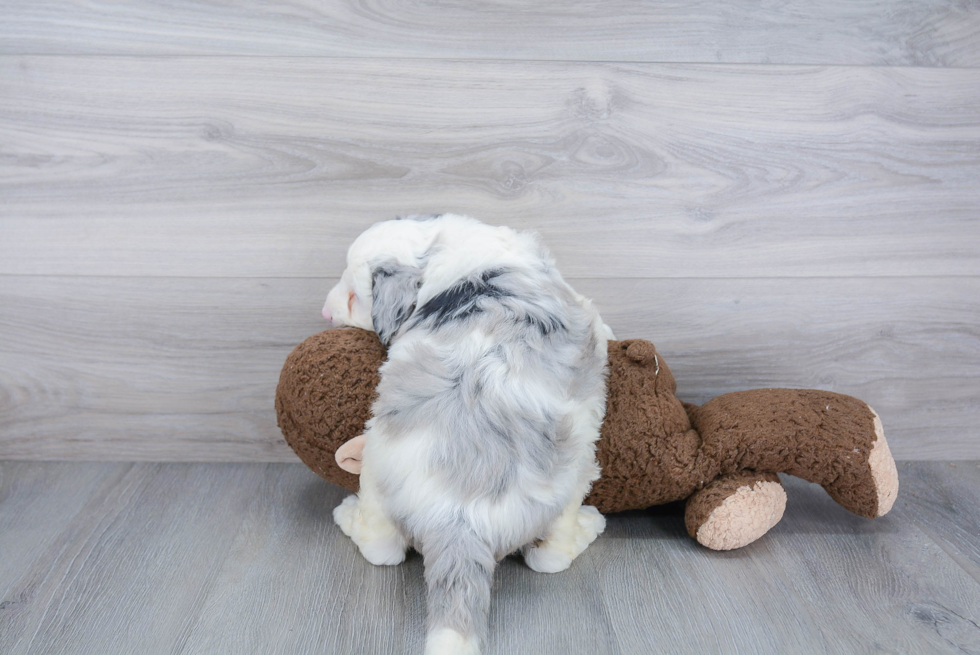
[322,214,612,655]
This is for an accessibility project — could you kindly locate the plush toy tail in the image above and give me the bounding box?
[686,389,898,519]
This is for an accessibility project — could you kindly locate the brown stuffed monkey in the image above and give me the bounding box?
[276,329,898,550]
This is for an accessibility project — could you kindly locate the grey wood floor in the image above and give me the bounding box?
[1,461,978,655]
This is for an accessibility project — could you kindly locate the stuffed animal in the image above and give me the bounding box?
[276,328,898,550]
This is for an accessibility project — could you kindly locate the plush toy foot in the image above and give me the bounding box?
[524,504,606,573]
[867,409,899,516]
[818,406,899,519]
[685,472,786,551]
[333,494,408,566]
[425,628,481,655]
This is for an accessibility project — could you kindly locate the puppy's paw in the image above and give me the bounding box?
[332,494,359,537]
[358,532,408,566]
[525,505,606,574]
[524,543,574,573]
[333,494,407,566]
[425,627,480,655]
[575,504,607,550]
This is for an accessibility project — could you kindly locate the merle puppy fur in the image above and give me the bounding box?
[322,215,611,655]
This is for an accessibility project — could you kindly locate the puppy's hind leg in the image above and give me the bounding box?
[523,412,607,574]
[333,466,408,566]
[523,500,606,574]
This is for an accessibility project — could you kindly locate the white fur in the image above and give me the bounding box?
[425,628,480,655]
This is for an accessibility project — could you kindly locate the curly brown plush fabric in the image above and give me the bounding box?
[275,329,384,492]
[587,339,704,510]
[276,329,898,549]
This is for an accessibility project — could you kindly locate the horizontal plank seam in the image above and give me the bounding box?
[1,458,976,465]
[1,274,978,282]
[1,53,979,70]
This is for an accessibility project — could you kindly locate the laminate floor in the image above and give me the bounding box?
[1,461,978,654]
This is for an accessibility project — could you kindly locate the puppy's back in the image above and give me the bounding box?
[366,217,608,653]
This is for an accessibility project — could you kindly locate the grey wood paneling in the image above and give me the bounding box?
[2,57,978,279]
[1,275,976,461]
[1,4,978,463]
[1,1,979,66]
[1,461,978,654]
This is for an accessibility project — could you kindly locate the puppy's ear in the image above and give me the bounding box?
[371,260,423,345]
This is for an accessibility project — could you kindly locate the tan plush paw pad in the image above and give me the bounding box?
[868,409,899,516]
[695,481,787,551]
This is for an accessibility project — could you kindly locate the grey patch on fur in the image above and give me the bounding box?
[370,260,422,345]
[411,268,567,336]
[414,269,509,327]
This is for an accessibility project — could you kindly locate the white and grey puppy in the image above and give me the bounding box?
[322,214,612,655]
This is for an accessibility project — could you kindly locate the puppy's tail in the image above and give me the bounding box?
[422,525,495,655]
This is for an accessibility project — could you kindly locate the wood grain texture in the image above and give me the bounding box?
[175,464,427,655]
[1,275,977,461]
[899,461,980,587]
[591,469,980,654]
[0,463,272,654]
[1,462,978,654]
[2,57,979,279]
[1,1,979,66]
[0,462,119,607]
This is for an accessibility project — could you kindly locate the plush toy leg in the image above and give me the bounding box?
[332,469,408,566]
[685,471,787,551]
[688,390,898,519]
[523,502,606,573]
[794,406,898,519]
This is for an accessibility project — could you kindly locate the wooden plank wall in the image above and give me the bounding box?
[1,2,979,460]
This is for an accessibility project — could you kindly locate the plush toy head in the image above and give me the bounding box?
[276,328,898,550]
[275,329,384,493]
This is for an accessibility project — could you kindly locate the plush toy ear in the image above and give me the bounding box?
[335,435,367,474]
[371,261,423,345]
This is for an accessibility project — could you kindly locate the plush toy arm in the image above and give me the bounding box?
[687,389,898,519]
